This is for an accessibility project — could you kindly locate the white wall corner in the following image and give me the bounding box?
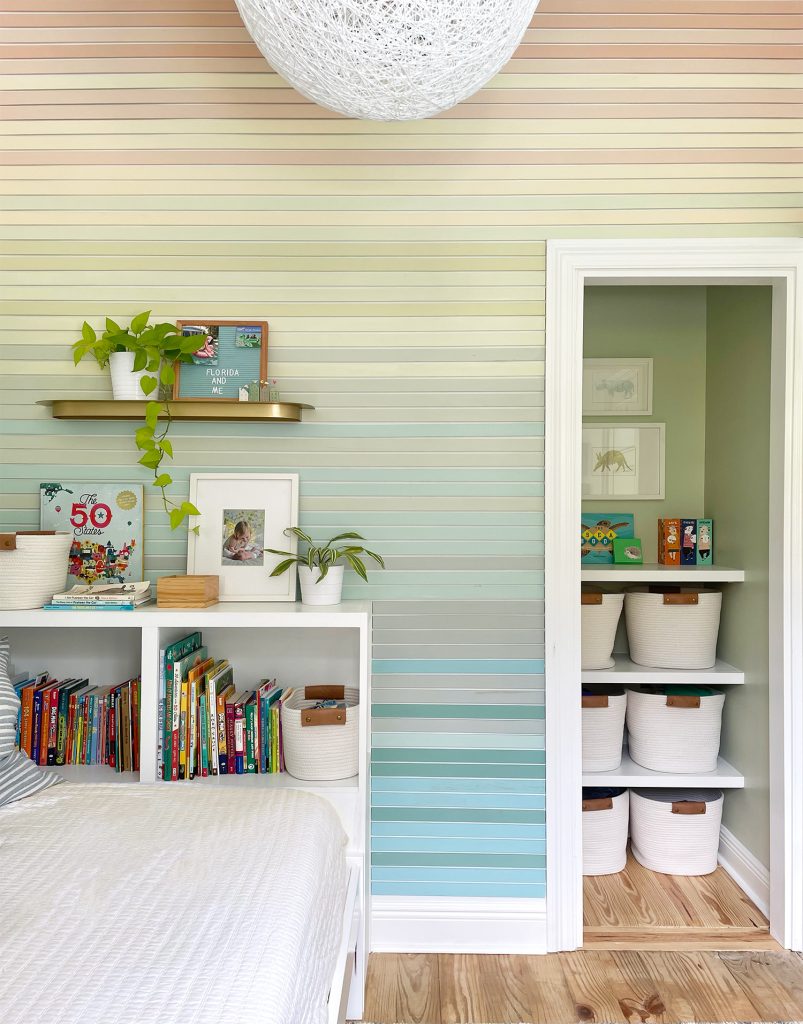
[371,896,547,954]
[718,825,770,917]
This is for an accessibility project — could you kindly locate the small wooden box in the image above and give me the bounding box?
[157,574,219,608]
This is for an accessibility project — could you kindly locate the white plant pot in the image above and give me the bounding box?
[109,351,148,400]
[298,564,344,606]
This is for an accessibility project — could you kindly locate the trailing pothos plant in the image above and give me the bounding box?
[71,311,203,531]
[267,528,385,582]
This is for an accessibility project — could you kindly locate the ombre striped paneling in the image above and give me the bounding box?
[1,0,800,899]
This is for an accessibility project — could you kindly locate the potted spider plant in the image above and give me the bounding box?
[267,528,384,606]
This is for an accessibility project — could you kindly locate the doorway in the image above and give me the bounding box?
[543,239,803,953]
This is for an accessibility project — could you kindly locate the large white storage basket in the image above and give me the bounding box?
[627,686,725,773]
[582,688,626,772]
[0,532,71,610]
[625,589,722,669]
[630,788,723,875]
[281,685,359,781]
[581,592,624,670]
[582,788,629,875]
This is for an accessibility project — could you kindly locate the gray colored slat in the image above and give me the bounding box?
[372,645,545,661]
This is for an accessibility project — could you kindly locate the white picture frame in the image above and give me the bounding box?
[583,358,653,416]
[582,422,665,501]
[187,473,299,602]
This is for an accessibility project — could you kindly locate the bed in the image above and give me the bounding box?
[0,783,360,1024]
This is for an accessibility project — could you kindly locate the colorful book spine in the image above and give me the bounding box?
[680,518,697,565]
[233,698,245,775]
[225,702,236,775]
[696,518,714,564]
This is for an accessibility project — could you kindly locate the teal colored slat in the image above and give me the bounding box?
[371,793,544,809]
[371,837,545,855]
[372,851,545,868]
[372,704,545,720]
[371,730,544,749]
[371,762,545,779]
[371,821,546,840]
[370,748,546,764]
[372,882,546,898]
[372,867,545,883]
[372,808,545,824]
[371,776,544,794]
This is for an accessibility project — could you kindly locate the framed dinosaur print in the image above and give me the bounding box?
[583,358,653,416]
[581,422,665,501]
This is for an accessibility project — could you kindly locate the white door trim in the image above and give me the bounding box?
[544,237,803,952]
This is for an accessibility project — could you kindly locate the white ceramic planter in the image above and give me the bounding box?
[109,351,148,400]
[298,564,344,605]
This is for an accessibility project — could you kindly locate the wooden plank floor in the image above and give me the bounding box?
[362,950,803,1023]
[583,851,778,950]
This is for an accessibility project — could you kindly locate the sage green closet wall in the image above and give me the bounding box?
[582,286,708,562]
[705,286,772,867]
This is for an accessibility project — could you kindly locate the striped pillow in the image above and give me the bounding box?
[0,636,61,806]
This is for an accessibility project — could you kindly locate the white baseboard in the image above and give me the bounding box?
[371,896,547,954]
[718,825,770,917]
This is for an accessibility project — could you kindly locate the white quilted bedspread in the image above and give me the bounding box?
[0,783,348,1024]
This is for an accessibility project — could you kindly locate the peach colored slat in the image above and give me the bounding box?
[10,0,234,8]
[3,88,802,105]
[0,13,244,26]
[6,58,802,73]
[521,29,803,43]
[2,103,799,120]
[537,0,803,12]
[531,14,803,27]
[0,43,259,57]
[515,44,803,58]
[4,148,801,166]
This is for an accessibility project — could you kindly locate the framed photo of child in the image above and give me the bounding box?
[173,320,268,401]
[187,473,299,601]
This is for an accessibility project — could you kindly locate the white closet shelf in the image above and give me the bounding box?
[582,654,744,685]
[583,750,744,789]
[581,563,744,583]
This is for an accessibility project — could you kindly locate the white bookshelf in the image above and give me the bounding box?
[581,563,744,583]
[582,654,744,685]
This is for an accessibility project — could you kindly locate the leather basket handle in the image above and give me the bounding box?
[666,694,701,709]
[583,797,613,812]
[302,707,347,727]
[582,695,610,708]
[305,685,345,700]
[672,801,707,815]
[581,593,603,605]
[663,592,699,605]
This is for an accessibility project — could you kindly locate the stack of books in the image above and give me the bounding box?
[14,672,140,772]
[158,631,293,780]
[44,581,152,611]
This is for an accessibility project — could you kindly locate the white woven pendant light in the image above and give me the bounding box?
[234,0,540,121]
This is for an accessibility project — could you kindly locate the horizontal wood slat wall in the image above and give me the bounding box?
[1,0,800,898]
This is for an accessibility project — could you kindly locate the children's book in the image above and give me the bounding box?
[40,483,144,586]
[580,513,635,564]
[163,635,203,781]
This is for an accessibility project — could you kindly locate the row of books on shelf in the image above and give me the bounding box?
[157,631,294,781]
[44,581,153,611]
[14,672,140,772]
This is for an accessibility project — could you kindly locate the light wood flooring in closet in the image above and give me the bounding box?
[362,949,803,1023]
[583,851,777,951]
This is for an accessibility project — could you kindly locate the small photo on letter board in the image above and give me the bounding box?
[173,320,268,401]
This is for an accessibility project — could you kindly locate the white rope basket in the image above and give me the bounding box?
[626,686,725,774]
[581,592,624,670]
[582,788,629,876]
[281,685,359,781]
[0,533,71,610]
[625,589,722,670]
[630,788,723,876]
[233,0,540,121]
[582,689,626,772]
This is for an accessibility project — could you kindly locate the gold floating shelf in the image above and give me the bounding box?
[41,400,313,423]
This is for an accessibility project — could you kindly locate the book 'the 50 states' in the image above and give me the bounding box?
[40,482,144,585]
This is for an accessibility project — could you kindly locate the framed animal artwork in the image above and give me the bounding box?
[580,513,635,564]
[582,358,653,416]
[581,423,665,501]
